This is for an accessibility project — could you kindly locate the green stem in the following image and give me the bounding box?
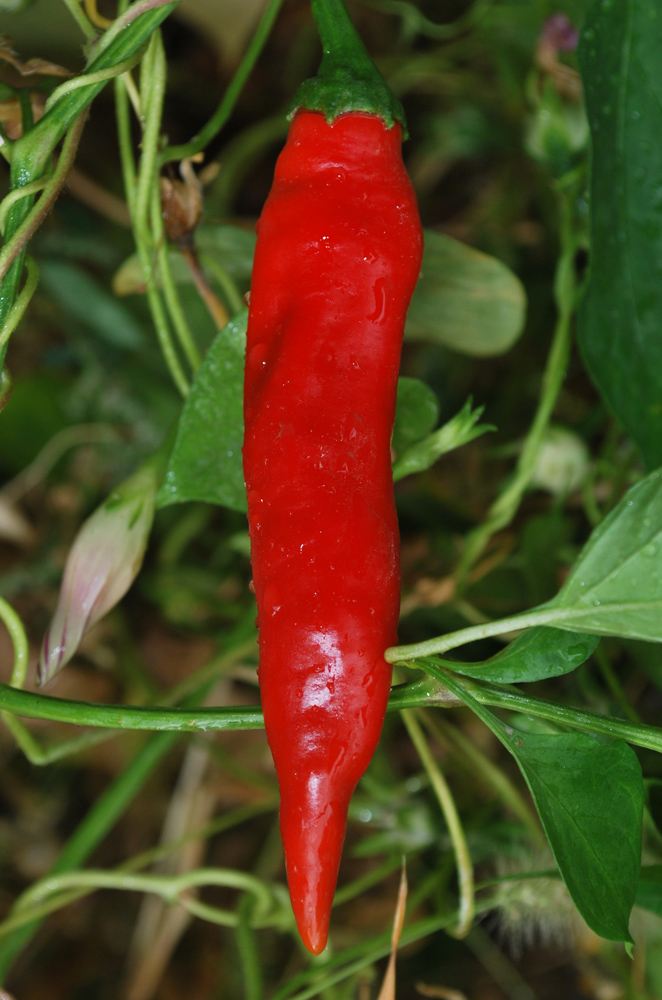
[387,606,573,661]
[385,602,651,662]
[0,4,177,365]
[0,597,29,688]
[134,32,165,242]
[0,256,38,352]
[0,593,115,766]
[421,712,542,841]
[150,185,201,371]
[0,684,263,731]
[401,708,474,937]
[198,252,244,316]
[59,0,98,39]
[293,0,405,127]
[43,52,144,115]
[0,113,87,288]
[0,728,178,980]
[456,182,580,584]
[114,76,138,216]
[128,32,190,395]
[160,0,286,164]
[204,114,288,219]
[237,894,264,1000]
[270,905,494,1000]
[0,181,47,235]
[398,665,662,756]
[12,868,275,923]
[92,0,179,59]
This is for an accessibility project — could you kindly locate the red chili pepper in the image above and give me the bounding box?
[243,107,423,953]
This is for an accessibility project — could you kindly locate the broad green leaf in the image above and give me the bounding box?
[578,0,662,469]
[428,668,642,944]
[635,866,662,918]
[39,259,146,350]
[392,398,492,482]
[392,377,439,456]
[404,230,526,356]
[548,469,662,641]
[157,309,248,513]
[507,731,642,944]
[443,626,598,684]
[113,225,256,296]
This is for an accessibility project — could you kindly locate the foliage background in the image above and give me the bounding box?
[2,0,662,998]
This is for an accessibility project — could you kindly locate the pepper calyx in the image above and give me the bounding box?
[290,0,407,132]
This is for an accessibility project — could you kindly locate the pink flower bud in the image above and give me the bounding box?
[39,460,159,686]
[540,14,579,53]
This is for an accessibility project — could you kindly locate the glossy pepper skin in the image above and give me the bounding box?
[243,110,423,954]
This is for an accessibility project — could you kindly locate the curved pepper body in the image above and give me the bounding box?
[243,111,423,954]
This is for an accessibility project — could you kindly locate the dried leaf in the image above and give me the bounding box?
[0,91,44,138]
[0,497,34,546]
[0,37,72,78]
[160,159,203,244]
[376,862,408,1000]
[417,985,468,1000]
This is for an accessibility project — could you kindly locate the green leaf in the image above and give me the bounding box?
[428,668,643,944]
[578,0,662,469]
[157,310,248,513]
[443,627,598,684]
[392,377,439,456]
[635,865,662,918]
[113,225,256,296]
[506,731,642,944]
[39,259,146,350]
[548,469,662,642]
[392,398,492,482]
[404,230,526,356]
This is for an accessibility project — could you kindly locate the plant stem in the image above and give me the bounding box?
[0,684,263,731]
[421,712,542,841]
[0,113,87,287]
[115,76,138,215]
[293,0,405,126]
[455,180,580,585]
[0,257,39,352]
[160,0,285,165]
[150,184,201,370]
[401,708,474,937]
[0,729,177,980]
[59,0,98,39]
[385,602,655,662]
[0,4,175,368]
[397,665,662,756]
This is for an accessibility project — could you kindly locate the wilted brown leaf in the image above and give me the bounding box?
[0,91,45,138]
[376,862,408,1000]
[0,36,72,78]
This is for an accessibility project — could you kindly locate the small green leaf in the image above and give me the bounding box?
[157,310,247,513]
[507,732,642,944]
[548,468,662,642]
[392,377,439,456]
[578,0,662,469]
[405,230,526,356]
[436,670,642,945]
[443,627,599,684]
[392,398,492,482]
[39,259,146,350]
